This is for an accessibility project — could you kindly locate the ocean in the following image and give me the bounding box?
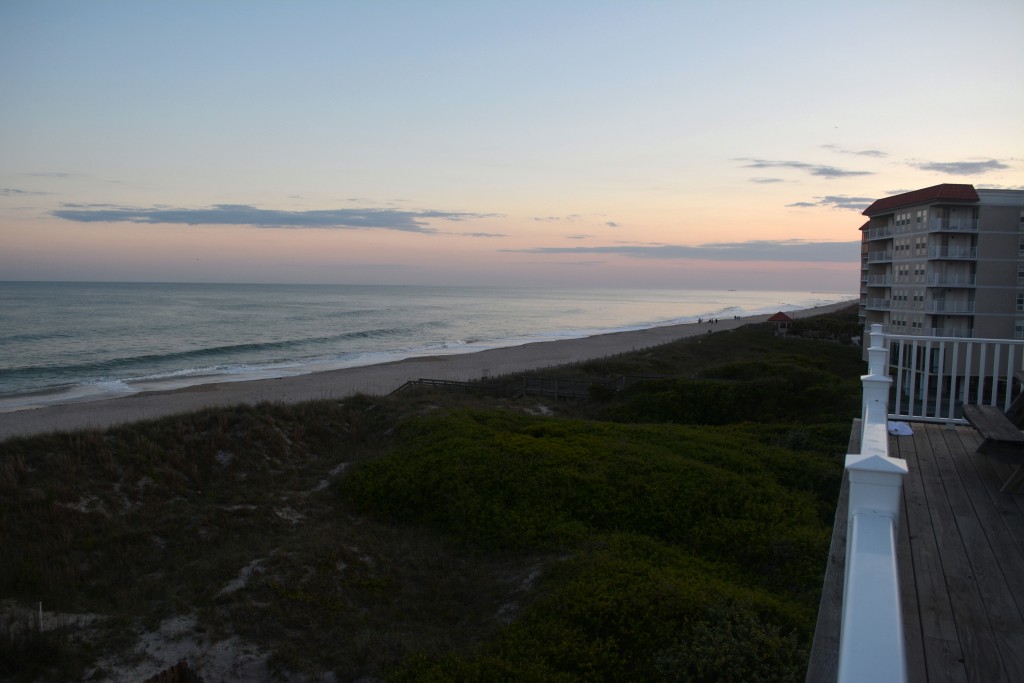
[0,282,854,412]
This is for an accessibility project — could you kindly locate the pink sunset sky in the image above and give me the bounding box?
[2,1,1022,291]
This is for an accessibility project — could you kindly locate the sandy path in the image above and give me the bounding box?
[0,300,855,440]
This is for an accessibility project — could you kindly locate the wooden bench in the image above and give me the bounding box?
[962,389,1024,493]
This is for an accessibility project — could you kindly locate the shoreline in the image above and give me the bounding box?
[0,300,856,440]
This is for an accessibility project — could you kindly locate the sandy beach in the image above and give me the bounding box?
[0,300,855,440]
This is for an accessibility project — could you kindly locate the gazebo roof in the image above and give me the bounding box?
[767,311,793,322]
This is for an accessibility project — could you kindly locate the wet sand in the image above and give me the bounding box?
[0,300,855,440]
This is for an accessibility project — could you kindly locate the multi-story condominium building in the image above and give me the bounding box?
[859,183,1024,339]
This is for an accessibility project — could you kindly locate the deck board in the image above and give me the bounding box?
[899,425,968,682]
[808,421,1024,682]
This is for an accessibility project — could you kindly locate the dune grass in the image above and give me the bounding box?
[0,306,861,681]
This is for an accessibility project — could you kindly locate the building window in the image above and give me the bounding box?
[1016,320,1024,340]
[1017,292,1024,312]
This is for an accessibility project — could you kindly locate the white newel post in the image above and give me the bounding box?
[839,323,908,683]
[861,323,891,448]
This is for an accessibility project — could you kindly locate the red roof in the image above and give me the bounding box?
[862,184,979,216]
[767,311,793,322]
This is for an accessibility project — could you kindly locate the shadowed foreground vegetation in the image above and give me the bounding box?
[0,306,861,681]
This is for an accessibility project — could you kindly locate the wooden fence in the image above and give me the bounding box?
[389,374,660,401]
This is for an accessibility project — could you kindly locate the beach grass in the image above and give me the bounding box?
[0,305,861,681]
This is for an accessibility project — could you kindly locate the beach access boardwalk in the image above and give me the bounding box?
[807,420,1024,682]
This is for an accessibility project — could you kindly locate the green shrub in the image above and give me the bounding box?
[392,534,810,681]
[337,410,835,599]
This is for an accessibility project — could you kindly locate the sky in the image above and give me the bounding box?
[2,0,1022,291]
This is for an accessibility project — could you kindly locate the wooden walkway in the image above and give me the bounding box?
[807,421,1024,682]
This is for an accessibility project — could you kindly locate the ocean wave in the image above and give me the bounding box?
[1,326,425,376]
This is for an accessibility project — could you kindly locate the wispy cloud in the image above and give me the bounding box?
[786,195,875,211]
[567,234,594,240]
[27,172,82,179]
[737,158,873,178]
[451,231,508,238]
[977,184,1024,191]
[821,144,888,158]
[749,177,786,184]
[503,239,859,262]
[605,221,620,228]
[910,158,1012,175]
[531,214,582,222]
[52,203,499,233]
[1,188,52,196]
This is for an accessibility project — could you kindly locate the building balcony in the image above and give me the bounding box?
[926,274,976,287]
[929,217,979,233]
[865,275,891,286]
[867,226,894,241]
[924,301,975,314]
[928,246,977,260]
[868,250,893,263]
[927,327,975,338]
[865,298,891,311]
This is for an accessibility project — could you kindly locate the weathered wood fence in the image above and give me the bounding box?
[389,374,659,400]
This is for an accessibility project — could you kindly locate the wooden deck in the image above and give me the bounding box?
[807,421,1024,682]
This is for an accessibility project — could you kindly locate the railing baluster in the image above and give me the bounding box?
[948,341,960,422]
[1004,346,1015,411]
[990,345,1001,406]
[977,344,987,405]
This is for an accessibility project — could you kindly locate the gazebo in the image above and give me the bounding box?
[767,311,793,334]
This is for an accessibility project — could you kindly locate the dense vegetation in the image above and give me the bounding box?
[0,306,862,681]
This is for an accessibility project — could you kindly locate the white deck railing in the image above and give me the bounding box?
[837,325,1024,681]
[838,324,908,683]
[884,330,1024,423]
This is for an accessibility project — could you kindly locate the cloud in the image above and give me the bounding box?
[749,177,786,184]
[822,144,887,158]
[737,158,873,178]
[52,203,498,233]
[503,239,859,263]
[27,172,82,179]
[453,231,508,238]
[532,214,584,222]
[567,234,594,240]
[910,158,1011,175]
[605,221,620,227]
[1,188,52,196]
[977,184,1024,191]
[787,195,875,211]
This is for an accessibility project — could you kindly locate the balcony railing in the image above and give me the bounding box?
[923,301,975,314]
[867,226,894,240]
[865,298,891,311]
[836,324,1024,681]
[868,250,893,263]
[866,275,891,286]
[928,246,976,260]
[926,274,976,287]
[929,218,979,233]
[838,324,908,683]
[883,329,1024,423]
[926,327,974,338]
